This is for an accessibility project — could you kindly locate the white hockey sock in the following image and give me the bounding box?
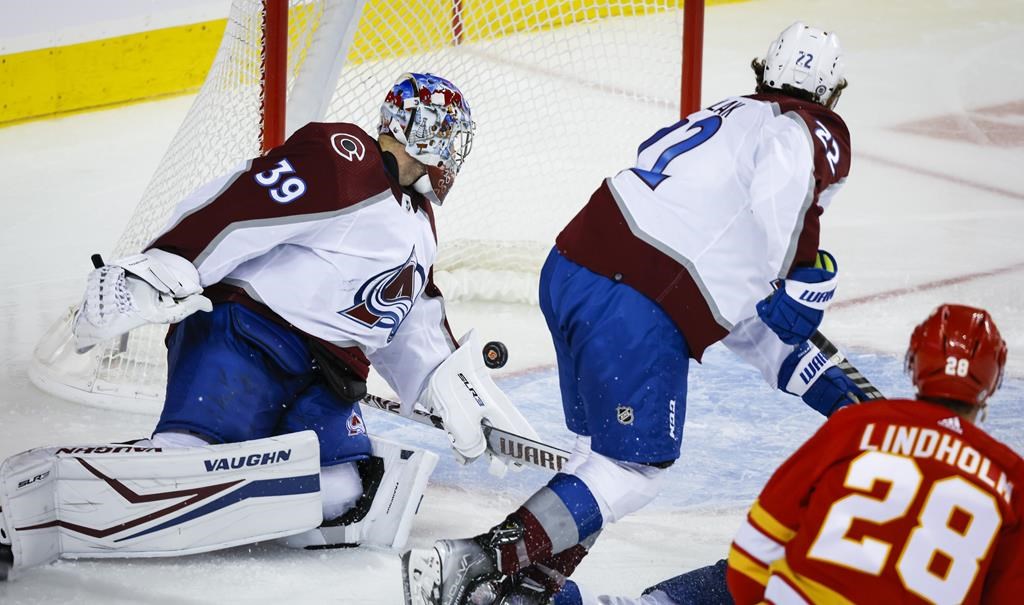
[320,461,362,521]
[149,431,212,449]
[572,451,666,523]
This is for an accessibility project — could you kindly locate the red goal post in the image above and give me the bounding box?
[31,0,707,412]
[259,0,704,148]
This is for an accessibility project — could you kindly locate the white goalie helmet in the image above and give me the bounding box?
[379,72,475,204]
[759,22,846,108]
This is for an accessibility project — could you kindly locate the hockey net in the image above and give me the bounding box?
[30,0,700,412]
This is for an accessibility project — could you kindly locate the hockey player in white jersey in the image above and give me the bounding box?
[402,23,867,605]
[0,73,537,581]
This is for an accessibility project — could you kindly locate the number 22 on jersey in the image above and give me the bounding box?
[807,450,1001,604]
[630,115,722,189]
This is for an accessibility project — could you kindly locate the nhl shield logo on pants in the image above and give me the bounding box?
[616,405,634,426]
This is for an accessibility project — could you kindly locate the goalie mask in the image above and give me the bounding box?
[905,304,1008,407]
[379,72,475,204]
[754,22,847,109]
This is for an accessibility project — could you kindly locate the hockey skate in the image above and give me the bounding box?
[401,538,506,605]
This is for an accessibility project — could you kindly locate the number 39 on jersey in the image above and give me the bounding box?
[255,158,307,204]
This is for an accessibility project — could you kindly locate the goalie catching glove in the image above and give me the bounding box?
[72,249,212,353]
[779,339,867,416]
[420,330,540,472]
[757,250,838,345]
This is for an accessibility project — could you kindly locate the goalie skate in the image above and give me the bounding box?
[401,539,503,605]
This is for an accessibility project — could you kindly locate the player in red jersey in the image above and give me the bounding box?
[550,304,1020,605]
[726,303,1020,604]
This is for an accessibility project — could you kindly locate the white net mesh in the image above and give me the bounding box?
[330,1,683,301]
[31,0,688,411]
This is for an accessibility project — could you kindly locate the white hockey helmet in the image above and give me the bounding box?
[757,22,846,108]
[379,72,474,204]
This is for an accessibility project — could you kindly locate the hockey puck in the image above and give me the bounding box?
[482,341,509,369]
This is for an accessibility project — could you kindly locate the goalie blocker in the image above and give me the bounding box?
[419,330,540,472]
[0,432,437,580]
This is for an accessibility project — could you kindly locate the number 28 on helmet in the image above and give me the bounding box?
[905,304,1008,407]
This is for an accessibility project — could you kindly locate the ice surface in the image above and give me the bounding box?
[2,0,1023,602]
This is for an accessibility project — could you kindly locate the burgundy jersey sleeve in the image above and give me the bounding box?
[749,93,851,269]
[789,105,850,268]
[150,122,396,267]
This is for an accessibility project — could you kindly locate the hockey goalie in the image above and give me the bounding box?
[0,72,538,581]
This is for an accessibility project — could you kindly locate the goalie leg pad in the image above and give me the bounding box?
[281,435,438,551]
[0,431,322,580]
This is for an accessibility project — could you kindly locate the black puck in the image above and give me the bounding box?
[482,341,509,369]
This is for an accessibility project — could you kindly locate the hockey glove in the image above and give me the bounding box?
[72,249,211,353]
[421,330,541,471]
[756,250,838,345]
[778,340,866,416]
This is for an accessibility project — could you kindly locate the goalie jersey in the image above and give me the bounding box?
[557,93,850,360]
[727,400,1024,605]
[147,122,456,409]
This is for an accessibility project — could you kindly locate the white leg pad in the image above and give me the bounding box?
[358,437,438,550]
[281,435,438,551]
[0,431,322,580]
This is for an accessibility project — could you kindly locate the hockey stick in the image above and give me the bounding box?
[360,394,571,473]
[809,330,885,400]
[361,332,883,471]
[86,254,568,472]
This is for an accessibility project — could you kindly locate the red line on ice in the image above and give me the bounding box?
[833,261,1024,310]
[857,151,1024,201]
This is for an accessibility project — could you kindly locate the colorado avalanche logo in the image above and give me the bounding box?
[339,248,426,342]
[346,411,366,437]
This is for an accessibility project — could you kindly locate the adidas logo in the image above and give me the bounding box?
[938,416,963,434]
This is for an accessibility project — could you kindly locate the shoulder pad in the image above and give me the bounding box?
[285,122,381,166]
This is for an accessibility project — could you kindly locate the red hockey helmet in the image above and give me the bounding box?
[905,304,1007,406]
